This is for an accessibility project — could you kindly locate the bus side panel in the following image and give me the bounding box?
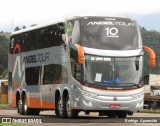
[8,53,17,108]
[26,96,55,109]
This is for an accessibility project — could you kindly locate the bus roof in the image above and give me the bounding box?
[11,16,134,36]
[11,18,67,36]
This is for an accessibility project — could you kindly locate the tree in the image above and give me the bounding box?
[31,24,37,27]
[2,69,8,79]
[14,26,20,31]
[23,26,26,29]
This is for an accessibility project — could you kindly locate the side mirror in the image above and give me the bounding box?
[135,61,139,71]
[135,57,140,71]
[76,44,84,64]
[143,46,156,66]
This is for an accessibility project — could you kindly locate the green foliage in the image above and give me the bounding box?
[140,27,160,76]
[0,32,10,40]
[138,109,160,113]
[0,104,9,107]
[0,123,24,126]
[2,69,8,78]
[0,32,10,77]
[14,26,20,31]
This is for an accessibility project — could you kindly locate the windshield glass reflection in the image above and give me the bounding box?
[84,55,143,87]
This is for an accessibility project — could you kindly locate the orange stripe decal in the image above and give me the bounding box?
[8,91,55,109]
[12,43,21,90]
[27,97,55,109]
[8,91,16,108]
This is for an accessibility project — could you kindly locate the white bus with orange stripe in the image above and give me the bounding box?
[8,16,156,118]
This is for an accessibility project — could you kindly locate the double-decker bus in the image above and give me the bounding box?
[8,16,156,118]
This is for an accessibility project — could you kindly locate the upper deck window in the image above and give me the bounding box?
[10,23,65,53]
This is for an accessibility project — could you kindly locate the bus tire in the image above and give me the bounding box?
[21,95,31,115]
[57,95,66,118]
[18,99,22,114]
[19,99,24,115]
[117,111,127,118]
[17,103,20,113]
[55,92,60,117]
[107,111,116,118]
[65,95,78,118]
[16,93,20,113]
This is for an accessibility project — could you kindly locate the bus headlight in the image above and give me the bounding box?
[83,99,93,107]
[131,92,144,99]
[79,88,98,98]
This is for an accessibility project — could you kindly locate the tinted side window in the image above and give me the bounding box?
[43,64,62,84]
[71,62,82,83]
[10,35,24,54]
[25,64,68,85]
[25,66,40,85]
[24,32,31,52]
[10,23,65,52]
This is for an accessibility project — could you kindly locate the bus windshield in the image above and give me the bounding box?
[80,17,142,50]
[84,55,143,87]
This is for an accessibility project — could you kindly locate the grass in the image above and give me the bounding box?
[0,104,8,107]
[0,124,24,126]
[137,109,160,113]
[0,104,24,126]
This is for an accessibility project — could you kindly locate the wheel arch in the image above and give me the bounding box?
[55,89,60,101]
[63,88,69,100]
[21,90,27,100]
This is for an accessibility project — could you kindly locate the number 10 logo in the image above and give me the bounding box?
[105,27,119,38]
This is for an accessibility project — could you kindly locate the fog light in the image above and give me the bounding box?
[136,101,143,108]
[75,97,80,101]
[83,100,92,107]
[74,102,80,107]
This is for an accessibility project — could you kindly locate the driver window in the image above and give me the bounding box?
[71,62,82,83]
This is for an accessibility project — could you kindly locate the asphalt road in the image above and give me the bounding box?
[0,108,160,126]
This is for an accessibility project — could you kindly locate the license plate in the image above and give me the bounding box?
[109,104,121,108]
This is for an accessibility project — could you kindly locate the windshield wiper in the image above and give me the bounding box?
[84,81,106,87]
[127,83,142,88]
[113,82,143,88]
[95,81,113,85]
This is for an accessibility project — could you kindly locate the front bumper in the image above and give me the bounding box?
[71,94,144,111]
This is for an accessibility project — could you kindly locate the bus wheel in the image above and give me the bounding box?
[107,111,116,118]
[66,95,78,118]
[55,94,59,116]
[17,95,20,113]
[57,95,65,118]
[17,103,20,113]
[19,99,24,115]
[117,111,127,118]
[21,95,31,115]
